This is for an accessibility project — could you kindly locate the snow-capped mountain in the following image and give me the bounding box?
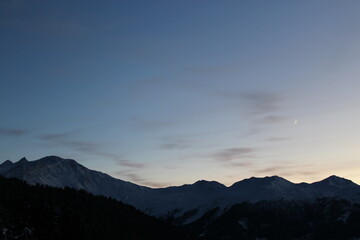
[0,156,151,207]
[1,156,360,224]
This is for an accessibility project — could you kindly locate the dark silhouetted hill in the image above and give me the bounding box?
[0,176,197,240]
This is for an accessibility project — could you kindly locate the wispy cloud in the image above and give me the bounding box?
[240,91,284,114]
[38,132,120,160]
[114,170,170,188]
[261,115,289,124]
[40,133,100,153]
[116,171,146,183]
[130,117,174,131]
[266,137,294,142]
[163,165,180,170]
[254,162,319,178]
[214,90,292,140]
[212,147,255,162]
[255,166,279,174]
[140,181,171,188]
[215,90,284,115]
[158,138,190,150]
[0,128,28,137]
[117,160,145,169]
[230,161,253,167]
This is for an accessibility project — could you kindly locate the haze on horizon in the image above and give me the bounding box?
[1,0,360,187]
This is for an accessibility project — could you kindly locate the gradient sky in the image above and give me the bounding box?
[1,0,360,187]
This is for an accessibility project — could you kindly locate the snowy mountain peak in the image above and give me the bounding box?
[9,156,86,174]
[194,179,213,184]
[40,155,68,161]
[230,175,293,190]
[268,175,293,184]
[17,157,28,164]
[0,160,14,174]
[317,175,357,187]
[0,160,13,167]
[192,180,226,192]
[0,156,152,211]
[37,156,80,167]
[324,175,348,182]
[263,175,291,182]
[194,180,224,187]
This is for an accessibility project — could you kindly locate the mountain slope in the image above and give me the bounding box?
[0,156,151,207]
[1,156,360,224]
[187,198,360,240]
[0,175,197,240]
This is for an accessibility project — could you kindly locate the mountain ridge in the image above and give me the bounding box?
[1,156,360,224]
[1,156,356,188]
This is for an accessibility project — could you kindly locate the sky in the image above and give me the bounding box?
[1,0,360,187]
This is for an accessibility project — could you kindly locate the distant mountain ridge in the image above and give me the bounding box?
[1,156,360,224]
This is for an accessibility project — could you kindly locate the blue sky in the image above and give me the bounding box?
[1,0,360,187]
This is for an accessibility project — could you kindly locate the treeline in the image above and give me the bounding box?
[2,174,360,240]
[187,198,360,240]
[0,176,197,240]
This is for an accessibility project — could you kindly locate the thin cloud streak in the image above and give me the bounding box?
[214,90,292,139]
[212,147,255,162]
[266,137,294,142]
[114,170,170,188]
[0,128,28,137]
[117,160,145,169]
[130,117,174,131]
[39,132,121,160]
[241,91,283,114]
[254,163,320,178]
[158,138,190,150]
[216,90,284,115]
[261,115,289,124]
[230,161,253,167]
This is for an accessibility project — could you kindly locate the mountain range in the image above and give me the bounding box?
[1,156,360,225]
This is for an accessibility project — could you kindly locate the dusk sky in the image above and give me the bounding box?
[1,0,360,187]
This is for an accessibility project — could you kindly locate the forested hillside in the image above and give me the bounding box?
[186,199,360,240]
[0,176,197,240]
